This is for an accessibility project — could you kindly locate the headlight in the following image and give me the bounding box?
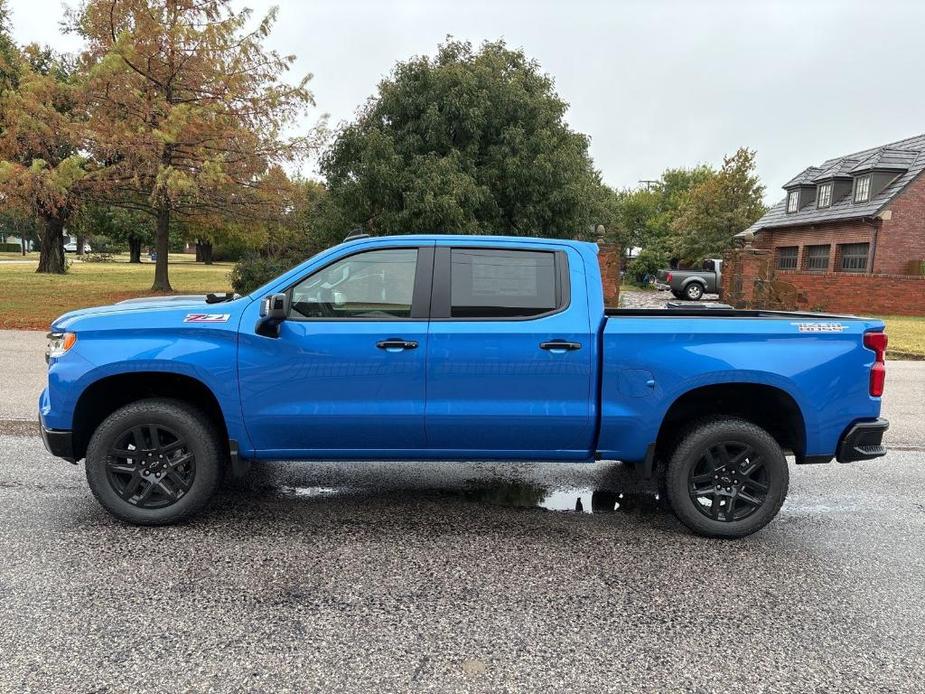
[46,332,77,362]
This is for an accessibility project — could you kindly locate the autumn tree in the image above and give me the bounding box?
[672,148,766,263]
[69,0,316,291]
[0,46,91,273]
[321,39,606,237]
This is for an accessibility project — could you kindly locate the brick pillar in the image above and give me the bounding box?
[597,243,621,306]
[722,247,771,308]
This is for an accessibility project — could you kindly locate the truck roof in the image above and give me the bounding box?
[339,234,600,252]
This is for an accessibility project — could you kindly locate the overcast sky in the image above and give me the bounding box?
[7,0,925,203]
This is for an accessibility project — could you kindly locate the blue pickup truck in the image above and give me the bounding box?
[39,235,889,537]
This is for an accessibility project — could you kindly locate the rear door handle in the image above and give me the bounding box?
[539,341,582,352]
[377,339,418,351]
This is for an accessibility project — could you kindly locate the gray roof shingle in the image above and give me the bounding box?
[740,133,925,237]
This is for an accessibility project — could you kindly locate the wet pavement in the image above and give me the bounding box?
[2,433,925,692]
[3,328,925,691]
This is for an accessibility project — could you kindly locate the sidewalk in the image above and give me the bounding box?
[0,330,49,421]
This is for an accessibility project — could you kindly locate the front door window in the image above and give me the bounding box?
[290,248,418,319]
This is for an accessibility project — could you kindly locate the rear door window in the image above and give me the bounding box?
[449,248,561,318]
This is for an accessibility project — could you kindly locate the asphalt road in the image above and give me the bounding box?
[1,329,924,692]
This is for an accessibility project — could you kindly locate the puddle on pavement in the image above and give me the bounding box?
[271,479,662,516]
[461,482,662,515]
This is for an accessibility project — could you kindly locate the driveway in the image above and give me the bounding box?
[2,329,924,691]
[619,287,719,308]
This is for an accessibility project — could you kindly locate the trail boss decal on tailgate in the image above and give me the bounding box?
[184,313,231,323]
[791,321,846,333]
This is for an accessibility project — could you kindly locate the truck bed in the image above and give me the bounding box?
[605,307,867,320]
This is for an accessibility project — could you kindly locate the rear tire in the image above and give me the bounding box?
[665,418,788,538]
[85,398,223,525]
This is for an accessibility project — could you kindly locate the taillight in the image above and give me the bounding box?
[864,331,887,397]
[666,272,673,282]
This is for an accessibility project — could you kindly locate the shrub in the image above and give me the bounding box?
[627,248,668,285]
[211,236,257,262]
[0,242,22,252]
[230,252,304,295]
[81,251,116,263]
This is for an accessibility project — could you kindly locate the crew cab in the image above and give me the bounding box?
[39,235,889,537]
[656,259,722,300]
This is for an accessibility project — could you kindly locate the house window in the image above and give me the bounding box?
[838,243,869,272]
[817,182,833,208]
[776,246,798,270]
[804,244,830,271]
[787,191,799,213]
[854,175,871,203]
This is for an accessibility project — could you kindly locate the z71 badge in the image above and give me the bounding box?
[184,313,231,323]
[791,321,846,333]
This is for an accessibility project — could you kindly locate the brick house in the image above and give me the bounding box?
[738,133,925,276]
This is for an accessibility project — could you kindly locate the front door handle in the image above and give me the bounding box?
[377,339,418,351]
[539,341,582,352]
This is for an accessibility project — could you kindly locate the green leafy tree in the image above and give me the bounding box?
[321,38,606,237]
[72,203,154,262]
[70,0,317,291]
[0,207,39,253]
[613,165,715,258]
[0,0,17,90]
[672,148,766,263]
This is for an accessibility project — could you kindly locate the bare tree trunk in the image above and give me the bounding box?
[21,236,26,256]
[76,235,85,255]
[195,240,202,262]
[36,216,66,274]
[128,237,142,264]
[200,240,213,265]
[152,205,172,291]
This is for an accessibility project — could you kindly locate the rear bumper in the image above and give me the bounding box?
[39,416,76,463]
[836,418,889,463]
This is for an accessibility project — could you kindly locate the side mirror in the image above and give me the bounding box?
[332,290,347,307]
[257,293,289,337]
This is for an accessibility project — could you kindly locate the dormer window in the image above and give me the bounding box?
[817,182,833,208]
[854,175,871,203]
[786,190,799,213]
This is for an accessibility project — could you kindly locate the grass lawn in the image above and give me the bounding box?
[880,316,925,360]
[0,256,232,330]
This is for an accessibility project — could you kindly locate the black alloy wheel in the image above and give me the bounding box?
[665,418,789,538]
[687,441,769,522]
[85,398,223,525]
[105,424,196,509]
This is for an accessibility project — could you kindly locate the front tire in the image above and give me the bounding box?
[684,282,705,301]
[85,398,223,525]
[665,418,788,538]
